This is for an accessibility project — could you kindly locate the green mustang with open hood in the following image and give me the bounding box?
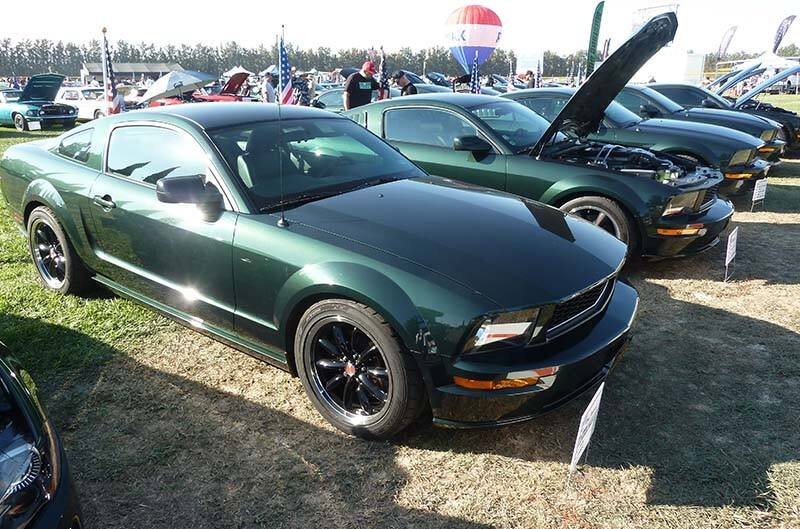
[345,12,733,259]
[0,74,77,131]
[0,103,638,438]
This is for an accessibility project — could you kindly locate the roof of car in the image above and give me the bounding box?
[131,102,341,129]
[502,87,574,98]
[368,92,501,109]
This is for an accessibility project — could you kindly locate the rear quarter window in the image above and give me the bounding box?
[56,129,93,164]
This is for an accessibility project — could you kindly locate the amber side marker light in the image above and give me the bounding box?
[656,224,706,236]
[724,173,754,180]
[758,146,777,153]
[454,367,558,390]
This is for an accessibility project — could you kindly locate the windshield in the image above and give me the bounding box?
[638,86,684,113]
[699,87,732,108]
[82,89,104,100]
[2,90,22,102]
[469,100,564,151]
[208,117,425,210]
[604,100,641,127]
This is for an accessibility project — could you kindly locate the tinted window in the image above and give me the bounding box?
[57,129,93,163]
[318,90,343,108]
[517,95,566,121]
[385,108,479,148]
[469,100,561,150]
[603,101,641,127]
[615,90,650,113]
[208,117,423,209]
[653,87,698,106]
[107,126,206,185]
[637,86,683,113]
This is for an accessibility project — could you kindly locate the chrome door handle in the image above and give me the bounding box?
[92,195,116,209]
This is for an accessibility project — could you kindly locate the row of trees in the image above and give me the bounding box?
[2,38,798,79]
[703,44,800,72]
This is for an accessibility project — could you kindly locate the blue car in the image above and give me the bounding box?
[0,74,77,132]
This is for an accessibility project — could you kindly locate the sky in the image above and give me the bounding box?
[6,0,799,57]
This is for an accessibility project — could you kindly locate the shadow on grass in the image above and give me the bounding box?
[0,314,490,529]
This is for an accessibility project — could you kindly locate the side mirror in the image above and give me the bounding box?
[156,175,223,207]
[311,98,326,109]
[700,98,719,109]
[639,103,660,118]
[453,135,492,153]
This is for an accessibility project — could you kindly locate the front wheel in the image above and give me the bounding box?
[560,196,637,252]
[294,299,426,439]
[13,114,28,132]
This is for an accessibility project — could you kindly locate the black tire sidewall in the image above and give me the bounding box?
[560,196,637,254]
[294,299,420,439]
[27,207,88,295]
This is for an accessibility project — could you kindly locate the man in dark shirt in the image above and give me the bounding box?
[343,61,380,110]
[391,70,418,96]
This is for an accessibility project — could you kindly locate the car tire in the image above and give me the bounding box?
[559,196,637,253]
[94,110,105,120]
[27,206,91,295]
[294,299,426,439]
[13,114,28,132]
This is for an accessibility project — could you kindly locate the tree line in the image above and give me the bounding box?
[703,43,800,72]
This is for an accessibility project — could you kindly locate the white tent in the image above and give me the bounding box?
[223,66,254,78]
[738,52,799,72]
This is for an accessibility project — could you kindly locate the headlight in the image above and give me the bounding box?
[728,149,752,167]
[0,438,42,516]
[663,191,700,216]
[68,109,74,114]
[760,129,776,142]
[465,308,541,353]
[25,110,39,117]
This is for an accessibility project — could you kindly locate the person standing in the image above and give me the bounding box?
[525,70,535,88]
[391,70,417,96]
[261,72,276,103]
[343,61,380,110]
[89,76,100,87]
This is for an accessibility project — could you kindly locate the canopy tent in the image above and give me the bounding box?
[140,70,217,104]
[223,66,254,78]
[738,52,799,72]
[259,65,278,76]
[81,62,183,84]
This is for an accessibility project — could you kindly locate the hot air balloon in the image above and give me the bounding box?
[445,5,503,73]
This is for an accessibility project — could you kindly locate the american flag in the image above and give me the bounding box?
[378,46,390,100]
[506,58,516,92]
[469,51,480,94]
[101,28,124,115]
[278,28,294,105]
[535,59,542,88]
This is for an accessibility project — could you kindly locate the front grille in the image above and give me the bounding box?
[546,279,614,340]
[40,105,69,115]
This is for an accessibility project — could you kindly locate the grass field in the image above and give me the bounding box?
[760,94,800,114]
[1,122,799,528]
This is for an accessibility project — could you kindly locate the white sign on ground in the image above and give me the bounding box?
[752,178,768,208]
[569,382,605,474]
[28,121,41,131]
[725,226,739,282]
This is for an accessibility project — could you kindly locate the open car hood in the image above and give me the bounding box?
[220,72,249,96]
[714,64,765,96]
[735,65,800,107]
[19,74,65,102]
[706,62,761,92]
[533,12,678,154]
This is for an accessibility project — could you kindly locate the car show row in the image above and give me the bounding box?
[0,11,797,524]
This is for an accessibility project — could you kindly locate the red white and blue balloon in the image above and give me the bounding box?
[445,5,503,73]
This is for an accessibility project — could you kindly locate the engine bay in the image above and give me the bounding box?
[545,141,718,186]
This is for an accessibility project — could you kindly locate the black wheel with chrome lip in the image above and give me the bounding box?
[295,299,425,439]
[27,206,91,295]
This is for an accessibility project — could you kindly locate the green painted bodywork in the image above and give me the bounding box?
[0,104,627,380]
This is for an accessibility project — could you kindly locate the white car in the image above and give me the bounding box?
[56,87,107,121]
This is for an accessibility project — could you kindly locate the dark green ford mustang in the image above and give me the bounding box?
[346,12,734,259]
[0,103,638,438]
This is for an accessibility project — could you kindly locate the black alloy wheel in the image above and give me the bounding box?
[27,206,91,294]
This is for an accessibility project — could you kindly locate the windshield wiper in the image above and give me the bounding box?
[259,176,405,213]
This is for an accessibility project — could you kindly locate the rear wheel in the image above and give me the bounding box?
[13,114,28,132]
[560,196,637,252]
[27,206,91,295]
[294,299,425,439]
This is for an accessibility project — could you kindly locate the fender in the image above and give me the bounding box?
[274,262,436,357]
[538,172,653,220]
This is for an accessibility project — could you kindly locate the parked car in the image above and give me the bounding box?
[649,69,800,151]
[346,12,733,259]
[504,87,772,195]
[0,103,639,438]
[613,84,785,161]
[194,72,255,102]
[311,86,400,112]
[0,74,77,131]
[0,342,83,528]
[56,86,107,121]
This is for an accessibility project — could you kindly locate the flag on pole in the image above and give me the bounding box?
[506,57,516,92]
[278,27,294,105]
[772,15,796,53]
[469,51,481,94]
[101,28,124,115]
[577,63,584,85]
[717,26,737,60]
[535,59,542,88]
[378,46,390,99]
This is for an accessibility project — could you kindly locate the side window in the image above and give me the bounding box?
[63,90,79,101]
[615,91,649,113]
[318,91,342,108]
[384,108,479,148]
[657,87,696,107]
[107,126,206,186]
[57,129,93,163]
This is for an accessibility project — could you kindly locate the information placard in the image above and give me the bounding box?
[724,226,739,282]
[569,382,605,474]
[751,178,768,211]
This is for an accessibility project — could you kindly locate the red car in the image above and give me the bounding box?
[194,72,253,102]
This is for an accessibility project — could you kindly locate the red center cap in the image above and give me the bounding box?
[344,362,356,377]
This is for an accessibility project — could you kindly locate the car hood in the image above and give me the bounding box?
[19,74,65,102]
[634,118,763,151]
[534,12,677,153]
[285,177,626,309]
[677,107,776,135]
[710,63,763,94]
[736,65,800,107]
[220,72,249,96]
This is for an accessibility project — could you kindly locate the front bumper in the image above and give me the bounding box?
[428,281,638,428]
[757,139,786,162]
[642,197,734,258]
[719,158,770,196]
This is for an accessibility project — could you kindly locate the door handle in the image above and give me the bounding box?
[92,194,116,209]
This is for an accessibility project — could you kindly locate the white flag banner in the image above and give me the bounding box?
[570,382,605,473]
